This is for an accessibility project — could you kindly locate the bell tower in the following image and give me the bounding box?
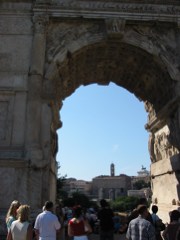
[110,163,115,177]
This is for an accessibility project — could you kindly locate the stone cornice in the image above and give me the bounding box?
[35,0,180,6]
[33,1,180,25]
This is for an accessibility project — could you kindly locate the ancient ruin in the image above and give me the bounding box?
[0,0,180,224]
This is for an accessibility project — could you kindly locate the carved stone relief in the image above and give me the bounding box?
[48,100,62,159]
[149,125,179,162]
[144,101,156,123]
[45,0,180,15]
[148,133,155,163]
[46,21,105,64]
[168,106,180,151]
[105,18,126,36]
[124,24,180,81]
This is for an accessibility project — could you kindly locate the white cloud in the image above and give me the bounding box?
[112,144,120,152]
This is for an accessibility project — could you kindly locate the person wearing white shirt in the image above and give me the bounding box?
[34,201,61,240]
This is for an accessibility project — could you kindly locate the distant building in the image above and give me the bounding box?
[91,164,131,201]
[91,175,132,201]
[127,189,146,198]
[63,178,92,197]
[61,164,151,201]
[128,165,151,199]
[137,165,150,177]
[131,165,150,189]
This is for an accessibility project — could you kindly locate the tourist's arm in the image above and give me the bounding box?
[6,229,13,240]
[68,222,73,237]
[34,228,39,240]
[125,223,131,240]
[84,219,92,234]
[34,215,40,239]
[162,225,168,240]
[27,224,33,240]
[55,216,61,232]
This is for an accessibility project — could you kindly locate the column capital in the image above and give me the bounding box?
[33,14,49,34]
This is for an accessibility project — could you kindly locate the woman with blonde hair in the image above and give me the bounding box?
[7,204,33,240]
[6,200,21,232]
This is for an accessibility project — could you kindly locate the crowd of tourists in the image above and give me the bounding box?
[4,198,180,240]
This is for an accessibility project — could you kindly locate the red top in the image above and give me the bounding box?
[69,218,85,236]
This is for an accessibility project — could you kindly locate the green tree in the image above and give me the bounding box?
[72,192,91,207]
[111,196,139,212]
[133,180,150,190]
[56,175,68,200]
[62,192,95,209]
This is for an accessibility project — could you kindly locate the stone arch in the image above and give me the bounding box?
[44,36,176,121]
[1,1,180,230]
[44,20,179,112]
[47,41,174,107]
[42,21,180,220]
[45,20,180,84]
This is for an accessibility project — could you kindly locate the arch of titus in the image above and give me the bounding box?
[0,0,180,220]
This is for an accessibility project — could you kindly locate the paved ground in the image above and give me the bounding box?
[1,233,127,240]
[89,233,126,240]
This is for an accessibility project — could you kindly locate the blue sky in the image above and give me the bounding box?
[57,83,150,181]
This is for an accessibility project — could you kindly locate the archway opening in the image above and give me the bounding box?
[52,40,174,180]
[57,82,150,186]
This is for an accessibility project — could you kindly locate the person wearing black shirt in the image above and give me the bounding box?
[98,199,114,240]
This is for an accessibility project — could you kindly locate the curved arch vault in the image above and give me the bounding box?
[1,0,180,223]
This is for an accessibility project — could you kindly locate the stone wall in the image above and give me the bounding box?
[0,1,33,208]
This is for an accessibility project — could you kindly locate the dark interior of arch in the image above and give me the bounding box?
[56,41,174,113]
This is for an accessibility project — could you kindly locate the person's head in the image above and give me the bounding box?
[6,200,21,221]
[151,205,158,214]
[138,198,148,206]
[73,206,83,218]
[137,205,148,218]
[44,201,54,211]
[55,203,64,216]
[17,205,30,222]
[170,210,180,222]
[100,199,108,208]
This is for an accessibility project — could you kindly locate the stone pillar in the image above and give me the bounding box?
[109,189,114,201]
[26,14,48,148]
[147,103,180,222]
[98,188,104,200]
[25,15,50,208]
